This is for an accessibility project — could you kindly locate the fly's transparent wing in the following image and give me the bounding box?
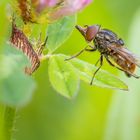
[108,45,140,67]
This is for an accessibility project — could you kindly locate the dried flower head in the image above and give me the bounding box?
[18,0,37,23]
[10,19,47,74]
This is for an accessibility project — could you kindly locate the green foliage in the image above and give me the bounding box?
[47,15,76,53]
[48,54,128,98]
[0,44,36,107]
[68,55,128,90]
[0,3,128,104]
[2,1,140,140]
[48,55,79,99]
[48,54,127,98]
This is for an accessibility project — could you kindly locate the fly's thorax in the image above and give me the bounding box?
[93,37,106,53]
[100,29,125,46]
[93,31,112,53]
[93,29,122,53]
[95,29,118,44]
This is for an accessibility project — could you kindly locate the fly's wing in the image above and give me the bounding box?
[108,44,140,68]
[106,44,140,78]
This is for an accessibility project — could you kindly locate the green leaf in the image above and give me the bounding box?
[48,54,80,99]
[63,54,128,90]
[0,44,36,107]
[47,15,76,53]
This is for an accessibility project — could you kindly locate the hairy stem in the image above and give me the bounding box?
[3,106,16,140]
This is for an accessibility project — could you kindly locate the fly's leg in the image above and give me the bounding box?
[94,57,101,66]
[105,56,140,79]
[65,46,88,61]
[90,54,103,85]
[65,45,96,61]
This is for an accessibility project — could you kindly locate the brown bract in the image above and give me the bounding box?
[10,20,42,75]
[18,0,36,23]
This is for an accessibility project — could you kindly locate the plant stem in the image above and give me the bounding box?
[39,54,52,62]
[3,106,16,140]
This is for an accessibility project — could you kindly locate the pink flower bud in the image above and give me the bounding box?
[50,0,93,20]
[32,0,58,12]
[40,0,57,7]
[32,0,93,20]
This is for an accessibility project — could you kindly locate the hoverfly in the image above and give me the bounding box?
[65,25,140,85]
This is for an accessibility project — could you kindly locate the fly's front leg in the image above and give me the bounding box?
[65,45,96,61]
[85,45,97,51]
[90,54,103,85]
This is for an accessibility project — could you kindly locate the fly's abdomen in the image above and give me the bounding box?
[112,54,136,76]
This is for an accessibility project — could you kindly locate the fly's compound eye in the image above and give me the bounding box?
[86,25,100,42]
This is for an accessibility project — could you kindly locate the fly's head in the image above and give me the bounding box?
[75,24,100,42]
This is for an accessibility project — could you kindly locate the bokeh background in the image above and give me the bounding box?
[1,0,140,140]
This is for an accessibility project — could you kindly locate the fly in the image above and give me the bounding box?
[65,25,140,85]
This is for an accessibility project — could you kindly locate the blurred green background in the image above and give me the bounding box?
[1,0,140,140]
